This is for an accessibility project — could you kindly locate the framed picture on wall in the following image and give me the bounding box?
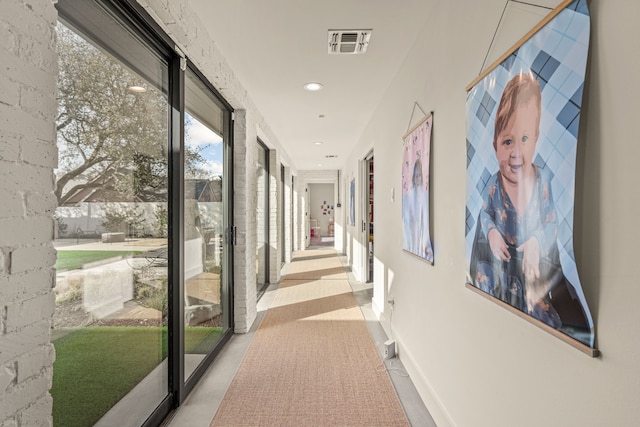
[402,113,433,263]
[465,0,596,354]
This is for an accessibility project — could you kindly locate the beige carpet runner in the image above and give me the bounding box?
[210,249,409,426]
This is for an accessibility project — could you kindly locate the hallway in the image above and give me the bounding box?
[168,249,435,426]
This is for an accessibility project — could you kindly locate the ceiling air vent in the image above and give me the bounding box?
[325,155,338,159]
[328,30,372,54]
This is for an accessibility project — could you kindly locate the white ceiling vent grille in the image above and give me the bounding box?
[328,30,372,54]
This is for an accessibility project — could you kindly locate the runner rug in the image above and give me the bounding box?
[210,249,409,426]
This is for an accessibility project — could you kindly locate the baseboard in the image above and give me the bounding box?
[396,336,457,427]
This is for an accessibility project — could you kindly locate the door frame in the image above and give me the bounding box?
[359,150,374,282]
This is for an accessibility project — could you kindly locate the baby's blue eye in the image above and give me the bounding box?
[504,139,512,146]
[522,135,529,143]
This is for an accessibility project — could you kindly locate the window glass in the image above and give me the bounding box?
[183,69,229,381]
[256,142,269,294]
[53,19,169,426]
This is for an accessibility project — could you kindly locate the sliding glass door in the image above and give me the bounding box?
[256,140,270,297]
[53,15,171,427]
[183,68,232,383]
[53,1,234,425]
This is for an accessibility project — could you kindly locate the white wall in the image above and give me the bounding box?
[343,1,640,426]
[0,1,57,425]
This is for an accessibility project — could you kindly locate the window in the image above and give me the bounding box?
[183,67,232,381]
[256,140,270,296]
[53,18,170,427]
[54,1,234,424]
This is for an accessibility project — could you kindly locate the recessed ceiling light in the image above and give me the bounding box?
[314,141,323,145]
[128,86,147,93]
[304,82,323,91]
[317,163,324,167]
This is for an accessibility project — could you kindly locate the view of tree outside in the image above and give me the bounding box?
[51,10,233,424]
[57,24,163,205]
[54,23,222,240]
[52,20,173,426]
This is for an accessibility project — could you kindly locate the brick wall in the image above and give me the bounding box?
[0,1,58,425]
[232,110,257,332]
[268,150,280,284]
[292,174,300,252]
[283,166,292,263]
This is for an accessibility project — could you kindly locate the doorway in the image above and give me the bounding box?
[366,156,374,282]
[308,183,336,247]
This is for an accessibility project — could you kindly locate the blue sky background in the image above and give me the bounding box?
[185,113,224,178]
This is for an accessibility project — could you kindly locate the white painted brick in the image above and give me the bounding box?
[18,393,52,427]
[0,53,54,104]
[5,294,55,333]
[0,417,18,427]
[0,191,23,218]
[16,345,53,383]
[0,253,6,276]
[21,139,57,169]
[19,83,56,121]
[0,375,49,422]
[0,77,19,107]
[9,246,56,274]
[17,0,58,24]
[24,192,56,216]
[0,133,20,162]
[0,363,17,392]
[0,217,53,247]
[0,1,56,424]
[0,19,19,54]
[0,163,53,193]
[0,321,51,366]
[19,36,57,77]
[0,2,55,52]
[0,270,54,304]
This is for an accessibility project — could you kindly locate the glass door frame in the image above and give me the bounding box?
[256,139,270,299]
[281,164,286,267]
[177,62,235,400]
[55,0,235,424]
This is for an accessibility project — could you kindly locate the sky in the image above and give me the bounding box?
[185,112,224,178]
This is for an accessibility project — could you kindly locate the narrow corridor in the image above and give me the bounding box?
[168,249,435,426]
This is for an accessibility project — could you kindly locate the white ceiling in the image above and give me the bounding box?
[187,0,432,171]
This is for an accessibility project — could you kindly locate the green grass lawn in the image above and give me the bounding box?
[52,326,223,427]
[55,250,142,271]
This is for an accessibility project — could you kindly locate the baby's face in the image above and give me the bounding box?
[495,100,539,186]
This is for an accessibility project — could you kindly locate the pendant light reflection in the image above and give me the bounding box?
[128,86,147,93]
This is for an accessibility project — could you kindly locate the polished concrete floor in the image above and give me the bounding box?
[167,251,436,426]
